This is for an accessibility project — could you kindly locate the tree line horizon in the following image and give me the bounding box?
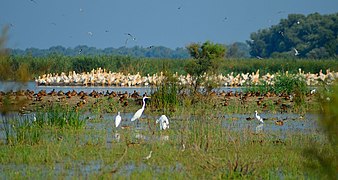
[6,12,337,60]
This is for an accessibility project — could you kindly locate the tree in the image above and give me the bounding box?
[248,13,338,59]
[184,41,226,92]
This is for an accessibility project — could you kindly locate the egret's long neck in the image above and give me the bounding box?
[142,99,146,109]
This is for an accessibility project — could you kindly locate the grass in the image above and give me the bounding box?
[0,116,328,179]
[0,63,335,179]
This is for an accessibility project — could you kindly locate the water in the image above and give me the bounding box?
[0,81,244,94]
[0,111,321,178]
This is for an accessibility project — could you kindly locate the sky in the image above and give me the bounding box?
[1,0,338,49]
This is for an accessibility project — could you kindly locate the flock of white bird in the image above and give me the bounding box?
[36,68,338,87]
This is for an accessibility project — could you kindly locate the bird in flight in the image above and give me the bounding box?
[278,31,284,37]
[293,48,299,56]
[30,0,37,4]
[125,33,136,40]
[88,32,93,36]
[124,33,136,46]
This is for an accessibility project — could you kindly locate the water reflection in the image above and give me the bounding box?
[114,133,121,142]
[255,124,264,133]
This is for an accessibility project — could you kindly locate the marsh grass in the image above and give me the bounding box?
[0,108,328,179]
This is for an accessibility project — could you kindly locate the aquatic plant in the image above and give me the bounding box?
[42,104,85,129]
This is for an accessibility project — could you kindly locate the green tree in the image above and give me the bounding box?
[184,41,226,92]
[248,13,338,58]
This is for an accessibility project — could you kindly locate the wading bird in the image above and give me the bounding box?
[115,112,121,128]
[156,115,170,130]
[255,110,264,124]
[131,96,150,122]
[255,110,264,133]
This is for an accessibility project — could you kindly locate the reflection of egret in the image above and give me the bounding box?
[255,124,264,133]
[131,96,150,122]
[115,112,121,128]
[144,151,152,160]
[156,115,170,130]
[114,133,120,142]
[135,133,147,140]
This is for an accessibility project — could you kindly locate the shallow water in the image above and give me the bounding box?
[0,81,244,94]
[0,111,322,178]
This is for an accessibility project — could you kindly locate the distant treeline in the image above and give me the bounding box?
[9,42,251,59]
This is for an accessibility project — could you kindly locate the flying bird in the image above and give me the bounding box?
[124,33,136,46]
[115,112,121,128]
[256,56,263,60]
[293,48,299,56]
[131,96,150,122]
[278,31,284,37]
[88,32,93,36]
[156,115,170,130]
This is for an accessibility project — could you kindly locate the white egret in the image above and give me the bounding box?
[131,96,150,121]
[254,110,264,133]
[115,112,121,128]
[156,115,170,130]
[255,110,264,124]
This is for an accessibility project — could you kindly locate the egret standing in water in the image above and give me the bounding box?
[156,115,170,130]
[115,112,121,128]
[254,110,264,133]
[131,96,150,122]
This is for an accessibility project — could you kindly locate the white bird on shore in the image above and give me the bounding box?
[115,112,121,128]
[156,115,170,130]
[131,96,150,122]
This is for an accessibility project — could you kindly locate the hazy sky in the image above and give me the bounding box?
[1,0,337,49]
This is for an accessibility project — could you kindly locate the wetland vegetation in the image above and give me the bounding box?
[0,19,337,178]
